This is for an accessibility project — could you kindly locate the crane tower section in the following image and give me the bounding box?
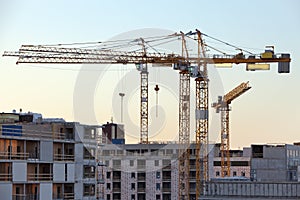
[212,82,251,177]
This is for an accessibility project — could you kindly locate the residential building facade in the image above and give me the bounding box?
[0,112,101,200]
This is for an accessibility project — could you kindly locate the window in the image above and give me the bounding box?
[107,172,111,179]
[83,184,95,196]
[156,171,160,179]
[83,165,95,178]
[156,194,161,200]
[131,194,135,200]
[166,149,173,155]
[102,150,110,156]
[216,171,220,177]
[130,160,134,166]
[155,160,159,166]
[83,147,95,160]
[131,183,135,190]
[131,172,135,178]
[156,183,160,190]
[241,171,246,177]
[105,160,109,167]
[137,159,146,166]
[107,183,111,190]
[107,194,111,200]
[113,160,121,166]
[117,150,123,155]
[233,171,237,176]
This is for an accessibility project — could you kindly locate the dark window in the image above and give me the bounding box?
[214,161,249,166]
[83,184,95,196]
[156,171,160,179]
[131,172,135,178]
[107,172,111,179]
[131,194,135,200]
[155,160,159,166]
[131,183,135,190]
[216,171,220,177]
[233,171,237,176]
[241,171,246,176]
[107,183,111,190]
[156,183,160,190]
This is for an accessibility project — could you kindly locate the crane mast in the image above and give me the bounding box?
[138,38,149,144]
[212,82,251,177]
[195,30,209,198]
[178,32,191,200]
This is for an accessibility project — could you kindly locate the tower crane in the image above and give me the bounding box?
[212,81,251,177]
[2,30,291,200]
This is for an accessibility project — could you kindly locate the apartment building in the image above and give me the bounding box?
[98,142,218,200]
[0,112,101,200]
[251,143,300,182]
[212,143,251,179]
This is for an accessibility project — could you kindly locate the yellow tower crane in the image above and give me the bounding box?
[212,81,251,177]
[2,30,291,200]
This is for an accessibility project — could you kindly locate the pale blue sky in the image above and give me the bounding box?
[0,0,299,148]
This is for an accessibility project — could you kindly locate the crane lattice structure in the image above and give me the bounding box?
[3,30,291,200]
[212,81,251,177]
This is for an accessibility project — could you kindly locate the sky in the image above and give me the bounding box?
[0,0,299,148]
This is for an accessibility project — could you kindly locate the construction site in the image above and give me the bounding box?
[0,26,298,200]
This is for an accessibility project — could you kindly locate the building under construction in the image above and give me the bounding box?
[99,133,300,200]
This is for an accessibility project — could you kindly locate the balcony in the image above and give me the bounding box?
[137,187,146,193]
[0,151,29,160]
[0,173,12,181]
[112,187,121,193]
[27,173,53,181]
[162,176,171,181]
[64,193,75,199]
[137,172,146,181]
[162,188,171,193]
[53,154,74,161]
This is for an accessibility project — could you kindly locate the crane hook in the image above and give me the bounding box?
[154,84,160,117]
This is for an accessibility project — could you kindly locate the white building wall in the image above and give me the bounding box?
[40,141,53,162]
[53,163,65,182]
[40,183,52,200]
[12,162,27,182]
[67,163,75,182]
[0,183,12,200]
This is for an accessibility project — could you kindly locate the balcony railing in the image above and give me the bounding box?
[83,173,96,179]
[12,194,39,200]
[64,193,75,199]
[137,176,146,181]
[112,188,121,192]
[162,176,171,181]
[0,152,29,160]
[112,176,121,181]
[0,173,12,181]
[27,173,53,181]
[53,154,74,161]
[162,188,171,193]
[137,188,146,193]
